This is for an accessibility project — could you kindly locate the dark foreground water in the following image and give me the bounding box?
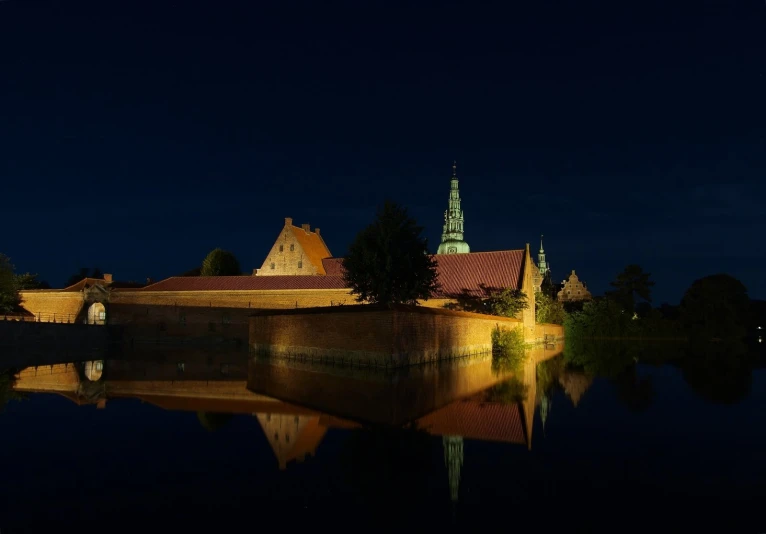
[1,344,765,532]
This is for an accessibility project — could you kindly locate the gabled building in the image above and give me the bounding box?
[256,217,332,276]
[557,270,592,302]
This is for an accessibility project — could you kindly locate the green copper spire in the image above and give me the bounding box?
[538,234,548,277]
[437,161,470,255]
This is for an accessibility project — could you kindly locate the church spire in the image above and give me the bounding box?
[538,234,548,277]
[437,161,470,255]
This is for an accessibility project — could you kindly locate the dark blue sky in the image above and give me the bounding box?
[2,0,764,304]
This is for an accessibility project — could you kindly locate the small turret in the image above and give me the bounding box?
[437,161,470,255]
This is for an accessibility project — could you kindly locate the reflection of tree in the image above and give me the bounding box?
[681,340,754,404]
[611,366,653,412]
[485,377,528,404]
[341,424,434,507]
[197,412,235,432]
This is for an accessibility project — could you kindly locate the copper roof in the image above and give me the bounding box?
[137,275,349,292]
[417,400,526,444]
[288,224,332,274]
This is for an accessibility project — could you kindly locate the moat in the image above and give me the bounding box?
[1,342,765,532]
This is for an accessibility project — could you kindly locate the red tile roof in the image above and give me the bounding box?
[123,250,523,295]
[288,225,332,275]
[324,250,524,297]
[135,275,349,292]
[417,400,526,444]
[432,250,524,297]
[321,258,345,276]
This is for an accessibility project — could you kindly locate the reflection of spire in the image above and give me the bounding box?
[443,435,464,503]
[540,393,551,436]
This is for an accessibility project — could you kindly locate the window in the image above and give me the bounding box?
[279,244,283,252]
[298,260,302,269]
[290,244,294,251]
[98,311,106,320]
[270,262,275,270]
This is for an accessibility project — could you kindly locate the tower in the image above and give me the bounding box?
[436,161,470,255]
[538,235,549,278]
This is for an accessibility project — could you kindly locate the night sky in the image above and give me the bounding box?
[2,0,764,304]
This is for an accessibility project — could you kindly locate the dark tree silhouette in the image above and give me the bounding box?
[680,274,750,340]
[15,273,50,290]
[0,254,19,313]
[200,248,241,276]
[343,201,439,306]
[66,267,103,287]
[605,264,655,313]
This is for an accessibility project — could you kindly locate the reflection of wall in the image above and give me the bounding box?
[250,305,524,367]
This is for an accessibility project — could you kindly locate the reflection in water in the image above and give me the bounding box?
[4,338,764,528]
[443,436,464,502]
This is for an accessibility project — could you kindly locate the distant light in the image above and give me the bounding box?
[758,326,762,330]
[759,337,763,344]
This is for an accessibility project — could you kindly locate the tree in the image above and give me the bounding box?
[15,272,50,290]
[342,201,439,306]
[485,287,529,318]
[200,248,241,276]
[535,290,566,325]
[606,264,655,313]
[66,267,103,287]
[0,254,20,313]
[679,274,750,340]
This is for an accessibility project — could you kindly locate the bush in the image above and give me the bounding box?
[491,326,527,374]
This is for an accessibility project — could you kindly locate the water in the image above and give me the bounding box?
[1,344,765,532]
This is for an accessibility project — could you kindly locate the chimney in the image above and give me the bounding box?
[285,217,293,226]
[146,277,153,285]
[252,268,259,276]
[302,223,310,233]
[571,270,576,276]
[103,273,113,283]
[97,399,107,409]
[314,228,320,236]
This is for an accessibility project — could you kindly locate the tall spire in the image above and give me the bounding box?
[437,161,470,255]
[538,234,548,277]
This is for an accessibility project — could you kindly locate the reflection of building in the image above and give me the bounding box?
[557,270,592,302]
[256,413,327,470]
[559,370,593,407]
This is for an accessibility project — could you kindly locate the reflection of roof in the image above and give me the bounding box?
[417,400,526,444]
[135,275,349,292]
[288,224,332,274]
[126,394,320,415]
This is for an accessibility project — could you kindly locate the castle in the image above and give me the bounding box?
[15,163,565,335]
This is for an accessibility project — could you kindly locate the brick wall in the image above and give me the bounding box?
[533,323,565,342]
[110,288,355,309]
[18,290,85,323]
[250,305,524,367]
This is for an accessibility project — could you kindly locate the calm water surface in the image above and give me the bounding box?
[1,345,765,532]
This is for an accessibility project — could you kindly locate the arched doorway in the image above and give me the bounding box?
[87,302,106,325]
[83,360,104,381]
